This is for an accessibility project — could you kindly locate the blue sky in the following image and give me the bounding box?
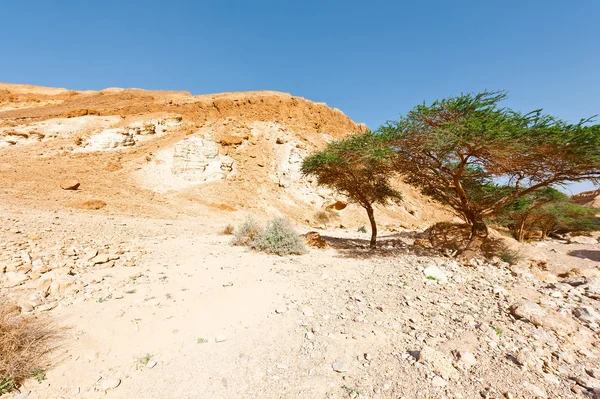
[1,0,598,192]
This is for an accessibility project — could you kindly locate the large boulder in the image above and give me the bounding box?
[510,301,578,336]
[568,236,598,245]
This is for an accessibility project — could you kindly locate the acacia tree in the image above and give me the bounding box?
[496,187,565,241]
[533,202,599,239]
[301,134,400,249]
[377,91,600,259]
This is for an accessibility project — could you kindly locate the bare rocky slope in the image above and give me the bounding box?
[573,190,600,208]
[0,83,450,229]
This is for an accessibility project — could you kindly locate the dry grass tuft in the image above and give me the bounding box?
[0,304,64,394]
[221,224,235,235]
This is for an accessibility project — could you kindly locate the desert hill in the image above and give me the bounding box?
[573,188,600,208]
[0,82,452,228]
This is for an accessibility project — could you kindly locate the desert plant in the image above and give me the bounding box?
[499,246,522,265]
[251,217,306,256]
[221,224,235,235]
[376,90,600,259]
[232,217,262,246]
[495,187,565,241]
[357,225,367,233]
[0,304,63,393]
[302,133,402,249]
[314,210,333,228]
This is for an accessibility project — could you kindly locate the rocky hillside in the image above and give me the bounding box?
[573,189,600,208]
[0,83,452,228]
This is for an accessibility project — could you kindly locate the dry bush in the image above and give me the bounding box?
[221,224,235,235]
[0,304,63,394]
[232,217,262,247]
[314,210,338,228]
[251,217,306,256]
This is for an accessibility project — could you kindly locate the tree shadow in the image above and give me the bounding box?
[320,222,506,260]
[320,231,446,259]
[568,250,600,262]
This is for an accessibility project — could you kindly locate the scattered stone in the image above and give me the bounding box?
[91,254,110,264]
[60,180,80,190]
[215,335,227,343]
[417,346,459,380]
[581,277,600,300]
[587,368,600,380]
[302,306,314,317]
[423,265,448,283]
[573,306,600,323]
[454,350,477,368]
[522,381,546,398]
[12,392,30,399]
[101,377,121,391]
[84,249,98,261]
[275,305,288,314]
[3,272,28,288]
[431,376,447,387]
[332,362,348,373]
[509,301,578,336]
[146,360,157,369]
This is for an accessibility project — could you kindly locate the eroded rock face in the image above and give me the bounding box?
[171,135,232,182]
[88,129,135,150]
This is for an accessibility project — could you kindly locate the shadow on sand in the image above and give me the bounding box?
[568,249,600,262]
[320,231,446,259]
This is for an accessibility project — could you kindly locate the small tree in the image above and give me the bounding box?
[302,134,401,249]
[534,202,599,239]
[496,187,565,241]
[378,91,600,259]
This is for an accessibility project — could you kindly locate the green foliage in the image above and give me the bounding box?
[378,90,600,219]
[302,133,401,209]
[251,218,307,256]
[490,325,504,337]
[302,133,401,248]
[357,225,367,233]
[495,187,600,240]
[534,202,599,237]
[30,367,45,383]
[375,90,600,256]
[495,187,567,241]
[0,373,14,394]
[197,337,208,344]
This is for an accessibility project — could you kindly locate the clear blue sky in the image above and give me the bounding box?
[1,0,598,192]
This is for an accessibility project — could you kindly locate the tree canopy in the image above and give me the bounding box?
[301,134,400,248]
[374,90,600,258]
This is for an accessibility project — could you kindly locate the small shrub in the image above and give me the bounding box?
[232,217,262,246]
[221,224,234,235]
[0,304,63,393]
[357,225,367,233]
[314,211,331,228]
[251,218,306,256]
[499,246,522,265]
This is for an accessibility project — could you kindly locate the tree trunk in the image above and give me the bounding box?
[517,219,526,242]
[458,218,488,261]
[365,205,377,249]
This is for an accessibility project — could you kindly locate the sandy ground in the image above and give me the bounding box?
[1,206,599,399]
